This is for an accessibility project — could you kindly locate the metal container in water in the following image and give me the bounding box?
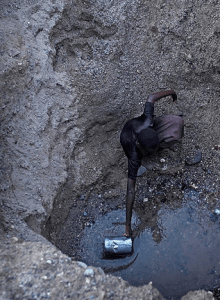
[104,236,133,255]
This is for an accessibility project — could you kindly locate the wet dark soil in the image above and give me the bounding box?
[116,192,220,299]
[47,147,220,299]
[77,191,220,299]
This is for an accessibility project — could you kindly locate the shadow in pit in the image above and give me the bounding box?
[101,252,139,273]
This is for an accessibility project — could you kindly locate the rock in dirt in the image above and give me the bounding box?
[0,0,219,299]
[185,150,202,165]
[0,235,165,300]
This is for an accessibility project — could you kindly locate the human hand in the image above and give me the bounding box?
[123,225,132,238]
[171,91,177,102]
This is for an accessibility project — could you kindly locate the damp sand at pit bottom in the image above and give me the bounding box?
[78,198,220,299]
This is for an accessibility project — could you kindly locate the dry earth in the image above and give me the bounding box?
[0,0,219,299]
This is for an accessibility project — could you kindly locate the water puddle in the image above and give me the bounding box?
[79,189,220,299]
[78,210,140,272]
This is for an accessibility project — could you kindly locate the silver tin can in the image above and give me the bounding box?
[104,236,133,255]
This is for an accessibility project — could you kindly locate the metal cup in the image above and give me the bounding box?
[104,236,133,256]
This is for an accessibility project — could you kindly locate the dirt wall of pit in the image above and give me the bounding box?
[0,0,219,299]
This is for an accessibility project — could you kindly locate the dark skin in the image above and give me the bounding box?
[124,90,177,237]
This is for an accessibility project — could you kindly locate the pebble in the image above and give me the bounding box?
[77,261,87,268]
[11,237,18,242]
[84,268,94,277]
[185,150,202,165]
[214,209,220,215]
[97,267,105,276]
[191,183,198,190]
[137,166,147,176]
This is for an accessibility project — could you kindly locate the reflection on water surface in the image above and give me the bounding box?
[79,189,220,299]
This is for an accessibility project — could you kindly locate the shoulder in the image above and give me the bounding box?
[122,115,145,130]
[122,118,136,129]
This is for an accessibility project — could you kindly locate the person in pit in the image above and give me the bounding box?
[120,90,184,237]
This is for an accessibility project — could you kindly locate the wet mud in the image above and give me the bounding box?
[117,192,220,299]
[50,147,220,299]
[77,190,220,299]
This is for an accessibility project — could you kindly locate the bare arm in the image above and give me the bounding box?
[147,90,177,103]
[124,178,136,237]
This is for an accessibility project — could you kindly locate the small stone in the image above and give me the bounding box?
[191,183,198,190]
[137,166,147,176]
[143,198,148,202]
[11,237,18,242]
[97,267,105,276]
[85,278,90,284]
[185,150,202,165]
[214,209,220,215]
[84,268,94,277]
[77,261,87,268]
[47,260,52,264]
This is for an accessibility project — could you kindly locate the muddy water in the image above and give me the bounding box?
[78,188,220,299]
[78,209,141,272]
[114,191,220,299]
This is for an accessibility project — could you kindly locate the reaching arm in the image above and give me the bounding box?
[147,90,177,103]
[124,178,136,237]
